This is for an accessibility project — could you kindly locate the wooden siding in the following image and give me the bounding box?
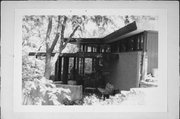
[106,52,142,90]
[145,31,158,73]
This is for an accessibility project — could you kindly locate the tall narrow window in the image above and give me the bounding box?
[87,46,91,52]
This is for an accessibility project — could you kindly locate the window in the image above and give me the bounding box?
[85,58,92,74]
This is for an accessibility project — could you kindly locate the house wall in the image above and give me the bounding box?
[106,51,142,91]
[108,30,158,75]
[145,31,158,74]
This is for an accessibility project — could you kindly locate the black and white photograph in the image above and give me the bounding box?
[21,13,160,106]
[1,1,179,119]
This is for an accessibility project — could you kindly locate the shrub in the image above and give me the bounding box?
[22,77,71,105]
[83,89,145,105]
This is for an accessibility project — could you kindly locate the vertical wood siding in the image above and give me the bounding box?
[146,31,158,73]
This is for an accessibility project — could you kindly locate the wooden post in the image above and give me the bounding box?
[91,46,93,52]
[80,45,82,52]
[92,58,95,72]
[82,58,85,76]
[80,58,83,75]
[58,56,62,81]
[86,45,88,52]
[83,44,85,52]
[54,59,58,81]
[73,57,76,80]
[62,57,69,84]
[77,57,79,74]
[97,45,100,53]
[54,56,62,81]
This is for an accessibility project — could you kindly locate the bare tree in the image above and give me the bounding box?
[44,16,79,79]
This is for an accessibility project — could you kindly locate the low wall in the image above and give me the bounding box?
[56,84,83,101]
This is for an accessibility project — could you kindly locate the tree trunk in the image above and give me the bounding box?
[43,16,79,80]
[44,51,52,79]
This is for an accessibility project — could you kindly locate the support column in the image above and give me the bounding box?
[83,44,85,52]
[55,56,62,81]
[77,57,79,74]
[54,58,58,81]
[58,56,62,81]
[97,45,100,53]
[73,57,76,80]
[82,58,85,76]
[91,46,93,52]
[62,57,69,84]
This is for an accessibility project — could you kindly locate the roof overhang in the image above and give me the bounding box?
[105,29,145,43]
[65,38,104,44]
[65,21,138,44]
[103,21,137,43]
[66,21,157,44]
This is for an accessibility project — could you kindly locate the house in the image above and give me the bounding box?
[54,21,158,97]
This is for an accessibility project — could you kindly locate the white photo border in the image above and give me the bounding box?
[1,1,179,119]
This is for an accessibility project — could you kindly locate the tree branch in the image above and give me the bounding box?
[50,16,68,67]
[62,25,80,49]
[70,25,80,38]
[51,19,79,69]
[49,33,60,53]
[61,16,68,41]
[59,16,68,52]
[45,17,52,51]
[46,17,52,38]
[49,16,61,52]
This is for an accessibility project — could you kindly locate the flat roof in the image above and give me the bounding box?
[67,21,138,44]
[64,38,104,44]
[103,21,137,43]
[66,21,158,44]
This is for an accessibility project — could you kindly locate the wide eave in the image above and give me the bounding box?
[67,21,139,44]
